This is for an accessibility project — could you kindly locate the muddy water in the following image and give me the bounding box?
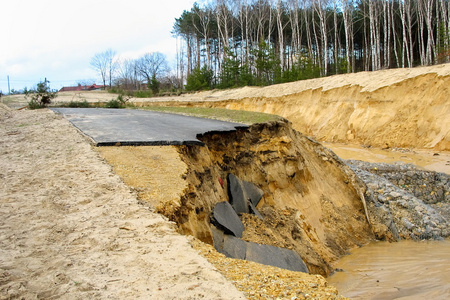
[328,240,450,299]
[324,143,450,175]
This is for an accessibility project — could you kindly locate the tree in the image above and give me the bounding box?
[218,49,242,88]
[90,49,117,88]
[149,74,160,95]
[185,66,214,91]
[135,52,169,86]
[172,0,450,90]
[115,58,140,90]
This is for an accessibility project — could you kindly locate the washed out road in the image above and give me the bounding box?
[51,108,248,146]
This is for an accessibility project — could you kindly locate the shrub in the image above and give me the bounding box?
[65,100,90,108]
[26,80,57,109]
[133,90,154,98]
[104,99,124,108]
[104,95,129,108]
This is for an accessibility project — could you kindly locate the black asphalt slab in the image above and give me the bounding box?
[51,108,248,146]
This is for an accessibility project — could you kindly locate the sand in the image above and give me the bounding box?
[0,104,245,299]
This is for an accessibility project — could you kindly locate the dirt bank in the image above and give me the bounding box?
[100,120,374,277]
[98,118,448,281]
[132,63,450,151]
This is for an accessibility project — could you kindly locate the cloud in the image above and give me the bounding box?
[0,0,196,92]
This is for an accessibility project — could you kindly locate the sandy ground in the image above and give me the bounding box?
[0,104,246,299]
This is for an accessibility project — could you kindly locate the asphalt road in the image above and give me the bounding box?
[51,108,248,146]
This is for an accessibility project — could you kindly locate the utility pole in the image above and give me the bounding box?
[7,75,10,95]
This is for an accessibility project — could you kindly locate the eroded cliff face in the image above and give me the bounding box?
[169,120,374,276]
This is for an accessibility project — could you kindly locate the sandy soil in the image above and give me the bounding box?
[0,104,246,299]
[97,143,347,299]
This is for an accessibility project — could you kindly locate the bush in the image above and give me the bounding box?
[104,99,124,108]
[64,100,90,108]
[26,80,57,109]
[133,90,154,98]
[104,95,129,108]
[27,99,47,110]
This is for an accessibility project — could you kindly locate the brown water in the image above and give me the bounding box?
[328,240,450,299]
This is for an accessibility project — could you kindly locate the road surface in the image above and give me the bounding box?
[51,107,248,146]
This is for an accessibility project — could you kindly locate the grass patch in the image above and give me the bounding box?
[137,106,283,125]
[59,100,91,108]
[52,100,283,125]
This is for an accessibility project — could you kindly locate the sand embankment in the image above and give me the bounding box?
[134,63,450,151]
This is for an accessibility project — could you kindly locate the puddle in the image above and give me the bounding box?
[324,143,450,175]
[328,240,450,299]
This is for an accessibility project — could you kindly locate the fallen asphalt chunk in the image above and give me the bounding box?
[212,202,245,238]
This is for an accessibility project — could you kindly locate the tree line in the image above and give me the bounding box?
[91,0,449,93]
[90,49,180,96]
[172,0,450,90]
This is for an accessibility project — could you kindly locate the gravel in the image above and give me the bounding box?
[347,160,449,240]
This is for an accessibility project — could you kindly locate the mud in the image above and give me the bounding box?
[328,239,450,299]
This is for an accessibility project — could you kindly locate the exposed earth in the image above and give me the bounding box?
[1,64,449,299]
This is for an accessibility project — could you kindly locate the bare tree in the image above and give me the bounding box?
[287,0,301,59]
[424,0,436,64]
[90,48,117,88]
[276,0,286,69]
[116,59,141,90]
[314,0,328,75]
[341,0,353,72]
[135,52,169,84]
[193,3,213,68]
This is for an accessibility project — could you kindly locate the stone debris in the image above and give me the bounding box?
[347,160,449,240]
[190,237,347,300]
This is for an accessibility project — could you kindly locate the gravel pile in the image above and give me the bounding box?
[347,160,449,240]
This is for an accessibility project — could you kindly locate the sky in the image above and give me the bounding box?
[0,0,198,93]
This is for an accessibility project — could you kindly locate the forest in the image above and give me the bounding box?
[171,0,450,90]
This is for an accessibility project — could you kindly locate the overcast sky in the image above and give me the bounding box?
[0,0,197,93]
